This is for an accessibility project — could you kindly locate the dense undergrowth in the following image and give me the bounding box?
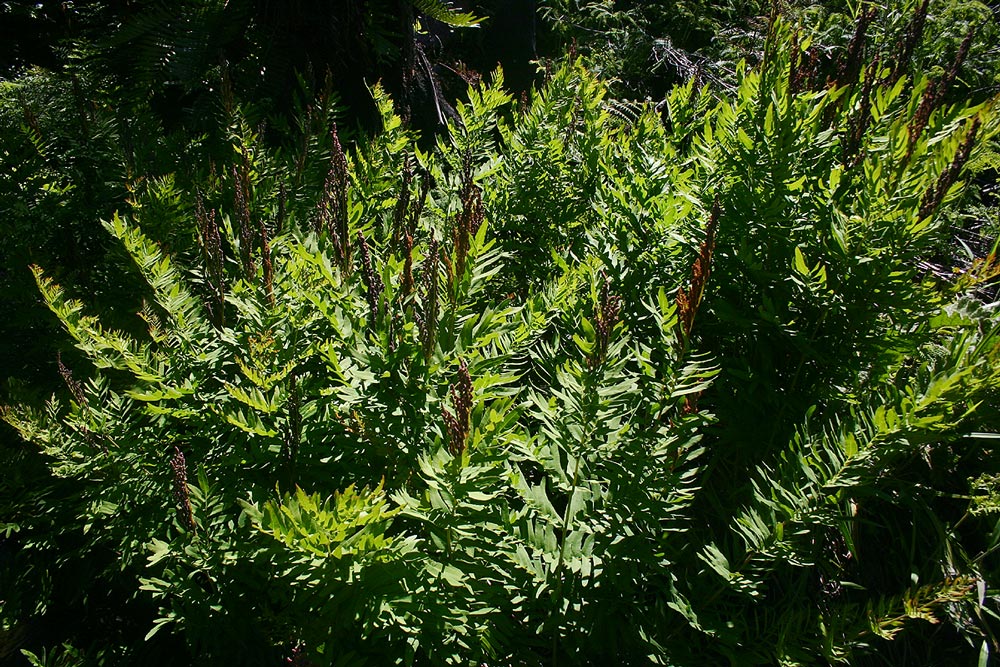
[3,1,1000,665]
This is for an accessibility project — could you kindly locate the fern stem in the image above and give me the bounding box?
[551,359,599,666]
[550,451,583,667]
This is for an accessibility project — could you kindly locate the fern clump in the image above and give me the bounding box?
[4,11,1000,666]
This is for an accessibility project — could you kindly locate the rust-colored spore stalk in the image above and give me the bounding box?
[443,361,473,456]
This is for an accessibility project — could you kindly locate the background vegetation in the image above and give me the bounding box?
[2,0,1000,665]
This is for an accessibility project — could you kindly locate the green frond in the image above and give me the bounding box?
[866,577,976,640]
[412,0,483,28]
[244,483,404,559]
[105,213,211,347]
[31,266,166,382]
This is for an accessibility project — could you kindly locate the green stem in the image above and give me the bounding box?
[551,360,599,666]
[550,452,584,667]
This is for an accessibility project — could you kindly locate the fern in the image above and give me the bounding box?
[4,9,1000,665]
[412,0,483,28]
